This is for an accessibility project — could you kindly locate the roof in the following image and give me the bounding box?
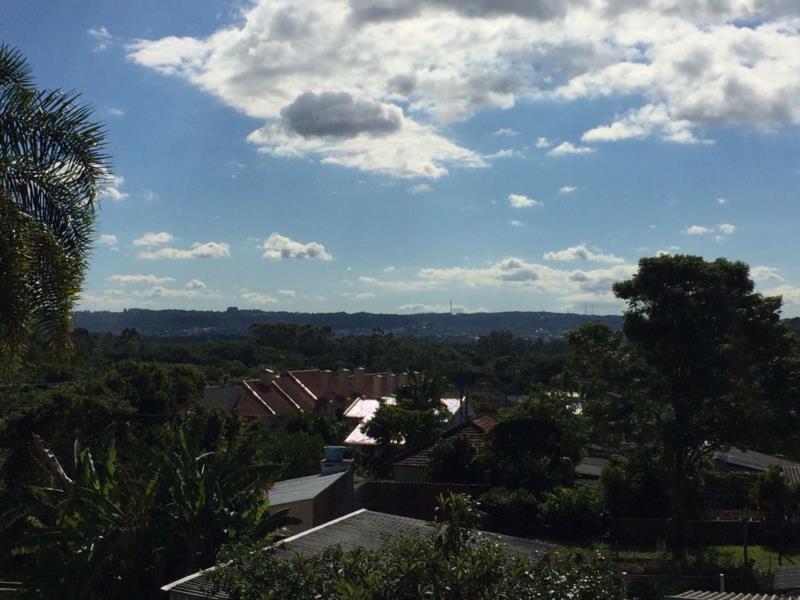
[575,455,610,479]
[268,471,347,506]
[163,509,554,598]
[714,447,800,473]
[666,593,800,600]
[343,397,465,446]
[775,566,800,592]
[393,415,497,469]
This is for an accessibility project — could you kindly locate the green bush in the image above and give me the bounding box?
[538,485,606,539]
[479,486,539,536]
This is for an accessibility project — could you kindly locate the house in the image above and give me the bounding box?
[392,415,496,482]
[714,447,800,483]
[161,509,554,599]
[343,395,472,446]
[666,593,799,600]
[204,367,411,421]
[775,565,800,595]
[267,447,356,534]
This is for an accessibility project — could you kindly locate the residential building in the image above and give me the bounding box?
[161,509,553,599]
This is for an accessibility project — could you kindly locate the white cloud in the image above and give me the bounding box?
[494,128,518,137]
[261,233,332,261]
[485,148,523,159]
[535,137,551,149]
[685,225,714,235]
[549,141,595,156]
[100,175,128,202]
[277,289,296,297]
[717,197,728,205]
[87,26,112,52]
[98,234,118,247]
[559,186,577,194]
[407,183,432,194]
[509,219,525,227]
[718,223,736,235]
[140,286,221,299]
[185,279,207,290]
[764,285,800,313]
[383,266,396,273]
[340,291,377,300]
[108,274,176,286]
[508,193,540,208]
[139,242,231,259]
[398,303,471,314]
[751,266,784,283]
[109,107,125,117]
[126,0,800,175]
[358,276,438,291]
[543,244,625,264]
[133,231,175,246]
[241,291,279,305]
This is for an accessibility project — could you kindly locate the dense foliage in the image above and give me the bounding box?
[210,494,624,600]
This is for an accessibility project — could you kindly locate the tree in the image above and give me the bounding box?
[486,388,587,492]
[0,45,108,370]
[573,255,799,558]
[429,433,480,483]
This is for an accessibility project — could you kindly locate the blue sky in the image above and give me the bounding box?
[4,0,800,315]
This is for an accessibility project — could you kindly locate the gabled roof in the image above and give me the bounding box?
[666,593,800,600]
[268,471,347,506]
[162,509,553,598]
[393,415,497,469]
[714,447,800,474]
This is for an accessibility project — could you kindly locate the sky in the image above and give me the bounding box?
[3,0,800,316]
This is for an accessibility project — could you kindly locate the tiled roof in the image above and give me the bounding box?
[775,566,800,592]
[667,593,799,600]
[393,415,497,469]
[268,471,347,506]
[163,509,554,598]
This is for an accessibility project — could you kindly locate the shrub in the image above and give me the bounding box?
[538,485,606,539]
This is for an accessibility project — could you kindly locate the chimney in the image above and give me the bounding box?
[321,369,333,400]
[387,373,397,395]
[353,367,365,396]
[337,369,350,397]
[373,374,384,398]
[259,368,275,387]
[320,446,353,475]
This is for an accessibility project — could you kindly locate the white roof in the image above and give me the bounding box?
[344,396,464,446]
[268,471,347,506]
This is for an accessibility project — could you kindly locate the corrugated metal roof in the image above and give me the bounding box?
[666,592,800,599]
[775,566,800,592]
[268,471,347,506]
[714,447,800,473]
[163,509,554,598]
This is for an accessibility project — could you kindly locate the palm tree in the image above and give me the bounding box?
[0,45,108,371]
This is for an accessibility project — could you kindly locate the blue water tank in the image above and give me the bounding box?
[324,446,346,461]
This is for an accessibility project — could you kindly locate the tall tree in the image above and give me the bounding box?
[572,255,799,558]
[0,45,108,371]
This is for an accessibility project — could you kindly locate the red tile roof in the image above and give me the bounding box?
[394,415,497,468]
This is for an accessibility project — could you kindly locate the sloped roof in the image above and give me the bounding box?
[666,593,799,600]
[393,415,497,469]
[163,509,553,598]
[714,447,800,473]
[775,565,800,592]
[268,471,347,506]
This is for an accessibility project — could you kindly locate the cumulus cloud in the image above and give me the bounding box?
[549,141,595,156]
[185,279,207,290]
[126,0,800,177]
[133,231,175,246]
[277,289,296,297]
[139,242,231,259]
[261,233,332,261]
[684,224,735,236]
[408,183,432,194]
[494,128,518,136]
[685,225,714,235]
[559,186,577,194]
[98,234,118,247]
[241,291,279,305]
[398,303,472,314]
[718,223,736,235]
[508,193,540,208]
[108,274,176,286]
[535,137,551,149]
[509,219,525,227]
[100,175,128,202]
[543,244,625,264]
[281,91,402,138]
[751,266,784,283]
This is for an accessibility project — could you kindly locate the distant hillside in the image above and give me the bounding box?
[73,309,623,340]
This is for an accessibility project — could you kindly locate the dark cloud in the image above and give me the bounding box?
[388,73,417,96]
[349,0,584,22]
[280,92,403,138]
